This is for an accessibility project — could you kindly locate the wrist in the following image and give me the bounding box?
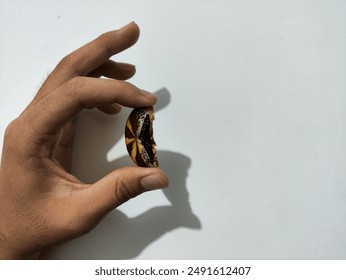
[0,245,36,260]
[0,243,16,260]
[0,249,19,260]
[0,228,18,259]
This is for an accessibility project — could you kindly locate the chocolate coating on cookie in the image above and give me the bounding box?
[125,106,159,167]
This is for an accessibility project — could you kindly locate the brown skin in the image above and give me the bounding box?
[0,22,169,259]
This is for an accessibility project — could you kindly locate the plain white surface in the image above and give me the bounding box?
[1,0,346,259]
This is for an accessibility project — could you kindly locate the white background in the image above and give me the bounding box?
[0,0,346,259]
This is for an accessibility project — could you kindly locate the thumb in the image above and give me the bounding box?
[80,166,169,218]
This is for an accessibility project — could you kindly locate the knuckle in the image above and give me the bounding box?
[3,119,21,148]
[66,76,86,97]
[114,177,142,204]
[58,54,73,69]
[4,119,18,139]
[58,54,83,76]
[3,117,43,157]
[96,32,114,57]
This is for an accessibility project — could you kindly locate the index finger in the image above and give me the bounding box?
[37,22,140,97]
[23,77,157,142]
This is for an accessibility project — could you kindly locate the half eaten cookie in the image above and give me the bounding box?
[125,106,159,167]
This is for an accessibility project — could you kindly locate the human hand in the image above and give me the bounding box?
[0,22,169,259]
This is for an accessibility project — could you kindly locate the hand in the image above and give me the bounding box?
[0,22,169,259]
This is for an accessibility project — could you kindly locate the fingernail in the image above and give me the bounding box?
[140,90,157,102]
[121,21,136,30]
[120,63,136,74]
[122,63,136,69]
[141,173,168,191]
